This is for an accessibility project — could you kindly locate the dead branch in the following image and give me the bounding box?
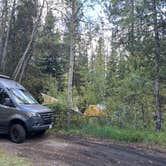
[13,0,46,81]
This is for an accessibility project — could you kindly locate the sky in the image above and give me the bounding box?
[84,3,105,21]
[41,0,112,59]
[83,1,112,58]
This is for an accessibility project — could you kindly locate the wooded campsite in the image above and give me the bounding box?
[0,0,166,165]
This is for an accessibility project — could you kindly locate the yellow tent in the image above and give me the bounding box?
[84,105,105,117]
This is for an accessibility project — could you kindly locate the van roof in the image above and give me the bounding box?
[0,74,10,79]
[0,77,24,89]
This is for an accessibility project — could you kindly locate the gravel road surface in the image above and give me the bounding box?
[0,134,165,166]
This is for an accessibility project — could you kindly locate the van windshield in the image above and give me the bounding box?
[10,88,38,104]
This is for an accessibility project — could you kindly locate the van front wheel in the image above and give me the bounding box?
[10,124,26,143]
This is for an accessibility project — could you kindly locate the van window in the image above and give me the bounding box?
[9,88,38,105]
[0,88,11,106]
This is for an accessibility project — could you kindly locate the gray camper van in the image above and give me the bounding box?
[0,75,54,143]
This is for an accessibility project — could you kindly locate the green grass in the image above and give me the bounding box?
[56,124,166,147]
[0,150,31,166]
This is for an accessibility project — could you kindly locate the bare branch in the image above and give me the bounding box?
[74,0,89,18]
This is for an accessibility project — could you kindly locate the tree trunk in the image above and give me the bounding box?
[18,53,31,83]
[13,31,35,80]
[0,0,8,64]
[0,38,3,64]
[134,112,138,129]
[67,0,76,127]
[131,0,134,56]
[1,0,16,72]
[13,0,45,80]
[141,104,146,128]
[152,0,161,132]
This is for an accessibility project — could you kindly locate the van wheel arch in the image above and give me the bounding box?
[9,119,27,134]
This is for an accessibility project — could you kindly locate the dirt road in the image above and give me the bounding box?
[0,134,166,166]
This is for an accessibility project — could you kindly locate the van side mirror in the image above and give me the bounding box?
[4,98,14,107]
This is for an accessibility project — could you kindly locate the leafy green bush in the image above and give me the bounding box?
[46,102,66,129]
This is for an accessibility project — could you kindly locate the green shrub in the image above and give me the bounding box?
[55,117,166,147]
[45,102,66,129]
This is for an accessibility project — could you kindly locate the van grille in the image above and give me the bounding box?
[39,112,54,124]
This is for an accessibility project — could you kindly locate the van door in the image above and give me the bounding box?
[0,88,16,133]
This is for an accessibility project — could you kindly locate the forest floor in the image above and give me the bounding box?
[0,134,166,166]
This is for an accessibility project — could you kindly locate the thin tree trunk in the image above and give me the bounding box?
[1,0,16,72]
[89,23,95,71]
[0,38,3,63]
[18,53,30,83]
[67,35,74,126]
[141,104,145,128]
[67,0,76,127]
[0,0,8,63]
[0,22,3,61]
[13,30,35,80]
[13,0,45,80]
[131,0,134,56]
[18,47,33,83]
[134,112,138,129]
[152,0,161,132]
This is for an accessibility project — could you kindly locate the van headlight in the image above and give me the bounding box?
[27,112,41,118]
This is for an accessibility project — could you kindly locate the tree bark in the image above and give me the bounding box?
[141,104,146,128]
[152,0,161,132]
[1,0,16,72]
[13,28,36,80]
[67,0,76,127]
[0,0,8,64]
[18,51,31,83]
[13,0,45,80]
[131,0,134,56]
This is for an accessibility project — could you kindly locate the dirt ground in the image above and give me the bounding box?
[0,134,166,166]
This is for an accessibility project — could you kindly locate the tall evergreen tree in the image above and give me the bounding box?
[7,0,37,76]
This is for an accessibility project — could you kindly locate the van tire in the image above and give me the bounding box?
[10,124,26,143]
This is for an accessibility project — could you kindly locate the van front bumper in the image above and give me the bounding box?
[31,123,53,131]
[27,116,54,132]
